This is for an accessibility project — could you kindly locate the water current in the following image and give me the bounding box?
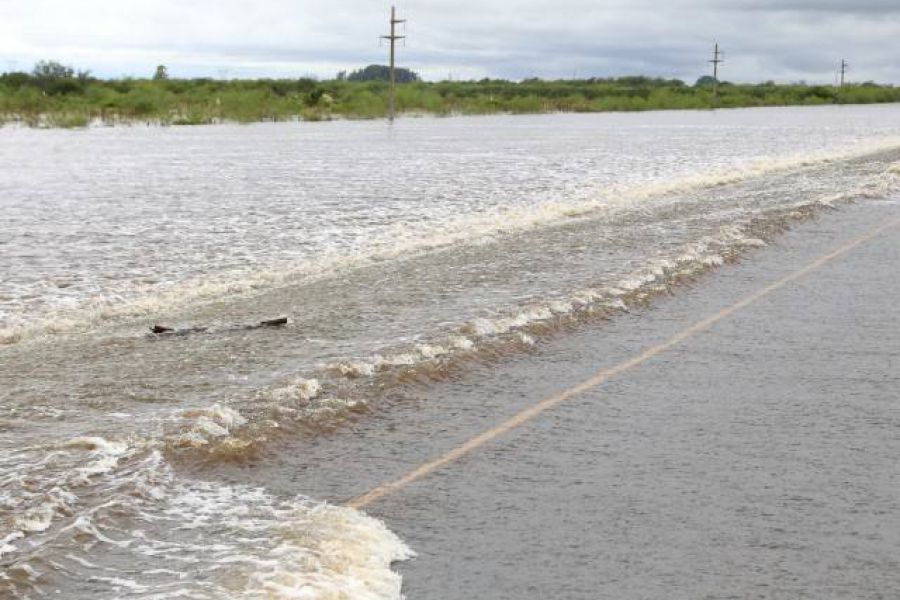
[2,105,900,598]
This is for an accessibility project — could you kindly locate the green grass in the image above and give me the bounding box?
[2,72,899,128]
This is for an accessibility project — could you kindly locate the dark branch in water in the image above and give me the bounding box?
[257,317,289,327]
[149,317,288,337]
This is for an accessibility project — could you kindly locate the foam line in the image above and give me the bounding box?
[4,139,900,347]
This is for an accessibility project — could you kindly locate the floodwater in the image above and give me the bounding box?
[1,105,900,598]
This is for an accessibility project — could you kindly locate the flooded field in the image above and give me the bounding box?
[2,105,900,598]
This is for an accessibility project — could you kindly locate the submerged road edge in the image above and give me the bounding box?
[346,215,900,510]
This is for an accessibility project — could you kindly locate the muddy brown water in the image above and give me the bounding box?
[2,107,900,598]
[239,199,900,599]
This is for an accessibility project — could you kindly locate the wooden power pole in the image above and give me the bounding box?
[840,58,848,89]
[381,5,406,122]
[709,42,724,106]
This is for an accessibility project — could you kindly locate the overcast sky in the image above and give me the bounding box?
[1,1,897,84]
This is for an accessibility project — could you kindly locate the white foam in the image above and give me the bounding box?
[4,441,413,598]
[62,515,133,548]
[13,504,57,533]
[415,343,448,359]
[328,344,458,381]
[0,532,24,558]
[165,404,248,449]
[448,335,474,350]
[138,482,413,600]
[86,575,147,593]
[549,300,573,314]
[6,136,900,347]
[64,436,128,454]
[298,398,369,426]
[4,561,39,583]
[328,360,377,378]
[59,436,132,486]
[518,332,536,345]
[376,353,418,367]
[268,377,322,404]
[279,214,801,398]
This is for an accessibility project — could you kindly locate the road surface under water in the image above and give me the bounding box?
[1,106,900,598]
[261,199,897,600]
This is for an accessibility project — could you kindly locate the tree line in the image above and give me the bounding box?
[1,60,898,128]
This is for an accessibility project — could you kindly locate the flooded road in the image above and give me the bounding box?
[319,200,899,599]
[2,106,900,598]
[210,199,898,599]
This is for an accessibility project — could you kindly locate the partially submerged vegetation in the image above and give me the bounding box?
[2,61,900,128]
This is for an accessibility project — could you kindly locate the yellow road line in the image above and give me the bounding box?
[347,216,900,510]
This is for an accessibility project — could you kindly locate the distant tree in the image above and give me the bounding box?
[33,60,74,79]
[347,64,419,83]
[31,60,89,94]
[335,70,347,81]
[153,65,169,80]
[0,71,31,88]
[695,75,716,87]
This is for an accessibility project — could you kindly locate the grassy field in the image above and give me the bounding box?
[2,70,899,128]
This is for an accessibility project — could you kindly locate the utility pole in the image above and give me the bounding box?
[837,59,849,104]
[381,5,406,122]
[709,42,724,106]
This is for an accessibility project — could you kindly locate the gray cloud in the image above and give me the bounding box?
[0,0,897,83]
[711,0,900,12]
